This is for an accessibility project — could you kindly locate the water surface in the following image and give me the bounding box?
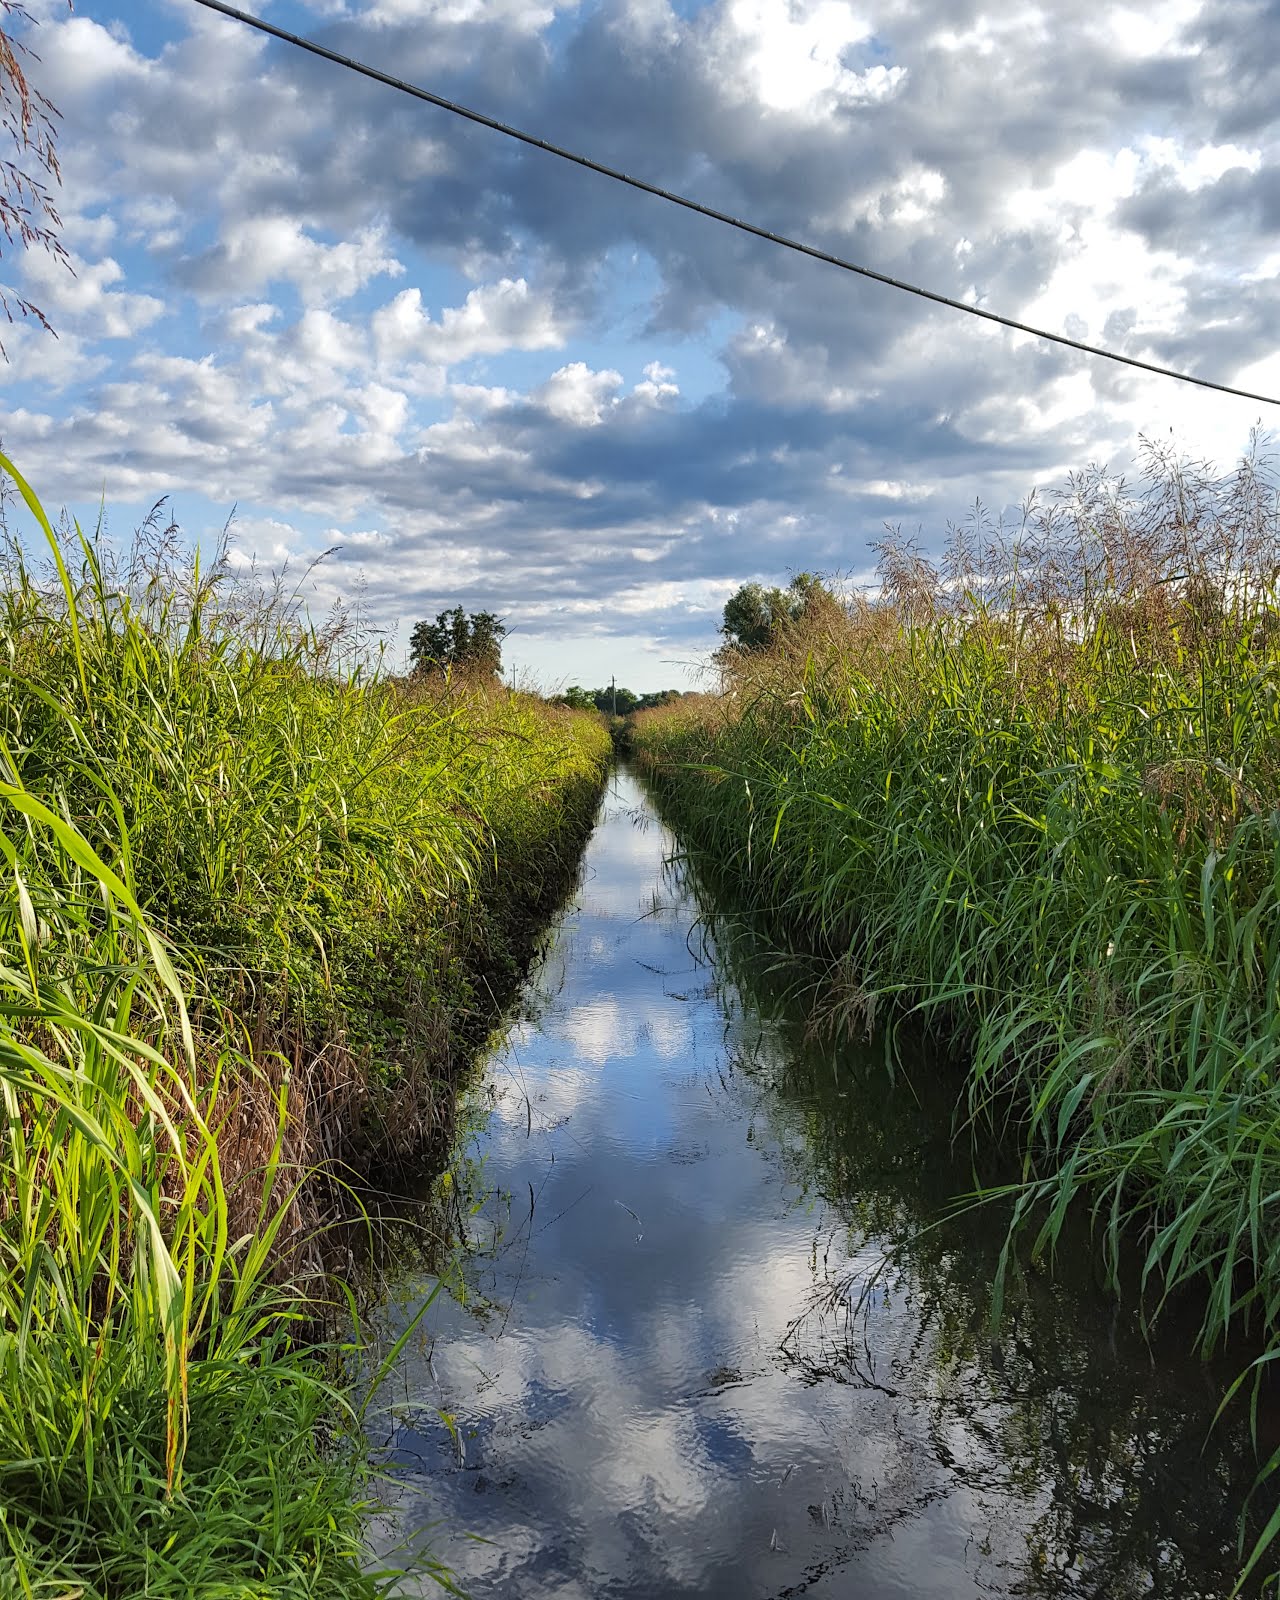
[371,771,1264,1599]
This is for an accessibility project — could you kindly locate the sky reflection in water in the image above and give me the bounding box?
[370,771,1261,1600]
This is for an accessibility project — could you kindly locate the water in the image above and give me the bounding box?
[369,771,1266,1599]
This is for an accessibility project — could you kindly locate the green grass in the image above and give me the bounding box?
[0,453,610,1596]
[630,438,1280,1589]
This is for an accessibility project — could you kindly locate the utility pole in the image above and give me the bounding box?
[611,674,616,716]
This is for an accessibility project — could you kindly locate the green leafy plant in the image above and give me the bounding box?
[0,453,609,1595]
[632,436,1280,1590]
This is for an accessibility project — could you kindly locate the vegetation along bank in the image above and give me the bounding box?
[0,454,610,1597]
[630,438,1280,1586]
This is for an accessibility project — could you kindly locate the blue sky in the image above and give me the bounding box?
[1,0,1277,688]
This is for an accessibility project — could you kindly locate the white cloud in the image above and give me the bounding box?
[361,0,563,30]
[855,478,935,501]
[200,218,404,305]
[536,362,624,426]
[717,0,899,116]
[18,249,164,339]
[634,361,679,404]
[35,14,149,97]
[1102,0,1202,58]
[372,278,564,366]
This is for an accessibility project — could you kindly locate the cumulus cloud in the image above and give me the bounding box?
[536,362,624,425]
[17,247,164,340]
[2,0,1276,682]
[371,277,564,365]
[179,217,405,304]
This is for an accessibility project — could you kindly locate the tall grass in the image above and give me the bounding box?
[631,435,1280,1586]
[0,453,610,1595]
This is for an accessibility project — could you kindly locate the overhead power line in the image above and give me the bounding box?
[193,0,1278,408]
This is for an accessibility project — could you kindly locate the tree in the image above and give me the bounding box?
[554,684,597,711]
[1,3,70,354]
[721,582,784,651]
[581,684,638,716]
[552,683,685,716]
[635,688,684,712]
[720,572,832,651]
[409,606,506,677]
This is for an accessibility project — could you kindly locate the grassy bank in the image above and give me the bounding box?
[631,440,1280,1583]
[0,455,610,1597]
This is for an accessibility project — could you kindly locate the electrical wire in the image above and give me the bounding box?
[191,0,1278,408]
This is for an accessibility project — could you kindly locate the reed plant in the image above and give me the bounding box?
[631,434,1280,1586]
[0,453,609,1594]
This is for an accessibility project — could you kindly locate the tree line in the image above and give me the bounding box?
[407,573,834,702]
[551,685,687,716]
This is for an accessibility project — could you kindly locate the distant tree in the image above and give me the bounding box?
[553,683,676,716]
[590,684,639,716]
[1,3,71,354]
[554,684,598,711]
[409,606,506,677]
[721,572,832,651]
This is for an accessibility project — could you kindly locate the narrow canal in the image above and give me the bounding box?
[369,770,1263,1599]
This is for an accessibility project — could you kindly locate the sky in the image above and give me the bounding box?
[1,0,1277,690]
